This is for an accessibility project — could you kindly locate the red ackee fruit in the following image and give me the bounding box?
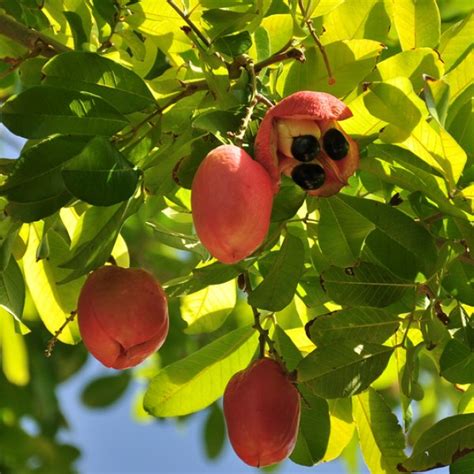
[255,91,359,197]
[223,358,301,467]
[78,266,169,370]
[191,144,273,264]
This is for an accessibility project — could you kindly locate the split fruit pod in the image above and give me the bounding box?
[255,90,359,197]
[191,144,273,264]
[223,358,301,467]
[78,265,169,370]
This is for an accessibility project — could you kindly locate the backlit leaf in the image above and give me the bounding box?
[144,325,258,417]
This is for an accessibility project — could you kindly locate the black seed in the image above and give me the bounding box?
[291,163,325,190]
[323,128,349,161]
[291,135,320,162]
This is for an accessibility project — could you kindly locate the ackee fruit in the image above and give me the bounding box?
[191,144,273,264]
[255,90,359,197]
[223,358,301,467]
[78,265,169,370]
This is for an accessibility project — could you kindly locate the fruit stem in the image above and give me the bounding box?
[242,272,286,366]
[297,0,335,85]
[44,311,77,357]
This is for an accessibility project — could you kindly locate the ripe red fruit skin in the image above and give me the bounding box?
[78,266,169,370]
[255,90,359,197]
[191,144,273,264]
[223,358,301,467]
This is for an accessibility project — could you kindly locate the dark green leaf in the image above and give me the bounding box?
[1,86,128,138]
[440,338,474,384]
[290,386,329,466]
[43,52,155,114]
[0,135,89,206]
[297,341,394,398]
[399,414,474,472]
[192,110,242,141]
[450,451,474,474]
[442,260,474,305]
[273,324,303,372]
[81,372,131,408]
[63,11,88,50]
[248,233,305,311]
[203,404,226,460]
[62,137,140,206]
[271,180,306,222]
[338,194,438,276]
[6,192,71,223]
[0,257,25,323]
[321,262,413,308]
[307,307,400,345]
[214,31,252,56]
[401,343,424,400]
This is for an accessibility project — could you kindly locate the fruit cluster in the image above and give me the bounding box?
[74,91,358,468]
[191,91,359,264]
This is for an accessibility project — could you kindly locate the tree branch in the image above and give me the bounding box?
[297,0,334,84]
[0,13,71,57]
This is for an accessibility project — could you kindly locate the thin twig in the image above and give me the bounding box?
[254,47,305,73]
[45,311,77,357]
[255,92,274,108]
[297,0,334,84]
[167,0,211,49]
[115,80,207,143]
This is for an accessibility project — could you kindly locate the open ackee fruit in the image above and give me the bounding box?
[255,91,359,197]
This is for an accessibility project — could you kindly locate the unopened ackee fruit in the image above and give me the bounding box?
[255,90,359,197]
[78,266,169,370]
[223,358,301,467]
[191,144,273,264]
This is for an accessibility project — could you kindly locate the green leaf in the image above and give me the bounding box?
[214,31,252,57]
[362,229,419,281]
[248,233,305,312]
[424,75,450,126]
[61,137,140,206]
[353,388,406,474]
[203,404,226,460]
[22,224,83,344]
[401,343,424,400]
[322,398,355,462]
[279,40,383,98]
[0,308,29,386]
[438,12,474,72]
[362,144,466,220]
[43,52,155,114]
[181,280,237,334]
[307,307,400,346]
[273,325,303,372]
[81,372,131,408]
[374,48,444,92]
[59,196,141,283]
[364,78,424,133]
[458,385,474,415]
[165,262,242,298]
[442,260,474,305]
[321,262,413,308]
[270,179,306,222]
[318,196,374,267]
[322,0,390,43]
[391,0,441,50]
[338,194,438,276]
[192,110,242,142]
[63,11,88,50]
[144,325,258,417]
[290,386,330,466]
[0,136,89,203]
[297,341,394,398]
[451,452,474,474]
[0,257,25,324]
[260,13,294,55]
[440,338,474,384]
[399,414,474,472]
[1,86,128,138]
